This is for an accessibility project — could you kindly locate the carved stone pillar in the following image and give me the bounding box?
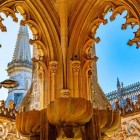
[72,60,81,98]
[87,70,92,101]
[38,66,45,110]
[30,44,41,110]
[49,61,58,102]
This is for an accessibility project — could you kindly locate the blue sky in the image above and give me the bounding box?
[96,11,140,93]
[0,11,140,100]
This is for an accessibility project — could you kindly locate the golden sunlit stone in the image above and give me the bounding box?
[16,110,40,137]
[47,98,93,126]
[1,0,140,139]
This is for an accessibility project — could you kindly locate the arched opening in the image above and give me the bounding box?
[0,1,60,112]
[0,2,62,138]
[95,10,140,93]
[0,8,46,138]
[93,8,140,139]
[0,12,34,109]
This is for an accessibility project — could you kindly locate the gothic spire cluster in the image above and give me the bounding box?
[106,78,140,111]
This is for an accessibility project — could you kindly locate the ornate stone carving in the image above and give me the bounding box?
[49,61,58,74]
[30,39,47,61]
[60,89,70,98]
[106,4,140,49]
[47,98,93,139]
[0,6,18,32]
[49,61,58,101]
[71,60,81,73]
[89,18,107,39]
[113,95,140,116]
[82,38,100,61]
[128,28,140,48]
[0,101,27,139]
[107,115,140,140]
[0,100,17,119]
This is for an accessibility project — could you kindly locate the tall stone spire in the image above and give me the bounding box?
[12,25,31,63]
[6,25,32,110]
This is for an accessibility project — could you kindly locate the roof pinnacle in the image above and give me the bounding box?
[117,77,120,88]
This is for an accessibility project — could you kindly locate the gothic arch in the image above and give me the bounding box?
[68,0,140,63]
[66,0,140,106]
[0,0,64,108]
[0,0,62,65]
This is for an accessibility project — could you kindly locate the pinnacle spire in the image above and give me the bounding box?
[117,77,120,88]
[12,25,31,62]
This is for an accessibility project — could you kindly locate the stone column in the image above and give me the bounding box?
[49,61,58,102]
[86,70,92,101]
[72,60,81,98]
[38,67,45,110]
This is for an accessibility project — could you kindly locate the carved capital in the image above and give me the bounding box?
[60,89,71,98]
[49,61,58,74]
[72,60,81,73]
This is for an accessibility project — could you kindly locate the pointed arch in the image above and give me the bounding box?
[68,0,140,64]
[0,0,62,65]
